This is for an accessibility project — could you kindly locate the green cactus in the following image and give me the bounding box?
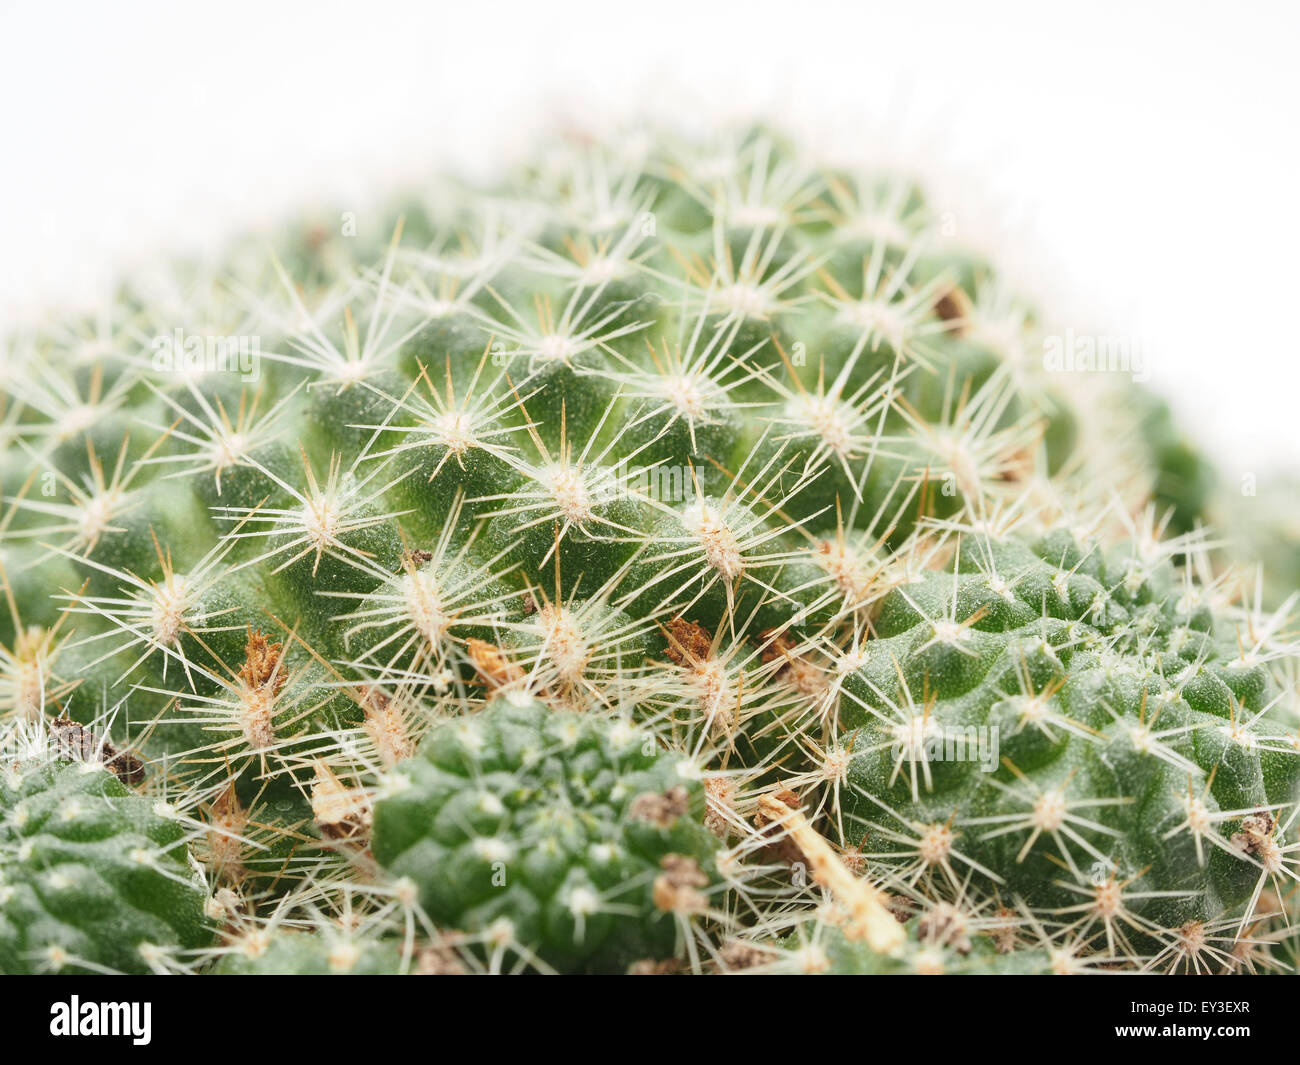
[371,694,720,971]
[835,528,1299,963]
[1124,388,1217,539]
[0,124,1295,976]
[214,928,408,975]
[741,917,1057,975]
[0,721,210,974]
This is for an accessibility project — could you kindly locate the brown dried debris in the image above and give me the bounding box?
[1231,809,1276,857]
[239,629,286,695]
[932,285,970,327]
[310,762,371,844]
[48,715,145,786]
[758,629,827,697]
[664,617,711,666]
[628,786,690,828]
[885,893,917,924]
[758,630,794,668]
[105,748,146,787]
[466,638,525,690]
[652,853,710,915]
[716,939,777,972]
[752,786,808,867]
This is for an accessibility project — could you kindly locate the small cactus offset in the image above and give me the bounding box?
[0,720,209,974]
[371,695,721,971]
[1,125,1297,976]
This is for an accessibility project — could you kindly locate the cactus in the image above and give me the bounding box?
[214,928,409,975]
[1,124,1296,976]
[371,694,721,971]
[836,528,1299,963]
[0,719,210,974]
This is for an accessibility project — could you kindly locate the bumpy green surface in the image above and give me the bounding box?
[841,529,1300,933]
[216,930,405,975]
[0,130,1141,681]
[0,126,1292,975]
[781,921,1054,975]
[372,696,718,971]
[0,752,209,974]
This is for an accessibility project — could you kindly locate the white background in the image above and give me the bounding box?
[2,0,1297,483]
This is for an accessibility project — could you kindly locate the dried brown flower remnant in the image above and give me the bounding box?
[652,854,710,914]
[758,630,794,667]
[467,638,525,690]
[240,629,286,695]
[758,630,827,697]
[629,786,690,827]
[47,715,106,762]
[716,939,776,971]
[885,893,917,924]
[236,630,286,749]
[310,761,371,843]
[1231,809,1276,857]
[105,748,146,787]
[48,715,145,786]
[752,786,808,867]
[932,285,970,326]
[664,617,711,666]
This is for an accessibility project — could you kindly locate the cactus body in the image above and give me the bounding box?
[372,695,717,971]
[0,729,209,974]
[838,531,1298,951]
[0,125,1295,975]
